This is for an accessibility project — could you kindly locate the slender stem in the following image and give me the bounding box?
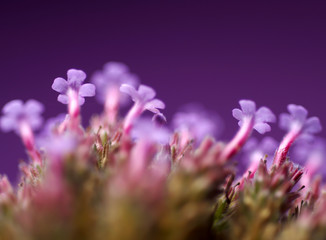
[67,89,80,131]
[19,121,42,165]
[273,129,300,167]
[221,117,254,160]
[104,87,120,124]
[123,102,143,134]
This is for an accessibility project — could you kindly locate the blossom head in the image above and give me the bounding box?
[279,104,322,139]
[120,84,165,114]
[232,100,276,134]
[0,99,44,134]
[243,137,278,165]
[131,118,171,145]
[91,62,139,105]
[52,69,96,105]
[172,104,222,144]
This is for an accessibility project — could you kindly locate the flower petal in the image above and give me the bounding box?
[304,116,322,134]
[120,84,139,101]
[0,116,17,132]
[104,62,129,75]
[79,83,96,97]
[288,104,308,123]
[2,100,23,115]
[147,99,165,109]
[138,85,156,102]
[279,113,292,131]
[232,108,243,121]
[253,122,271,134]
[239,100,256,115]
[57,94,69,104]
[255,107,276,123]
[25,99,44,114]
[78,96,85,106]
[67,69,86,87]
[52,78,68,93]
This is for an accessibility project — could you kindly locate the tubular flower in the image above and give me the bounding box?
[274,104,322,167]
[120,84,165,134]
[92,62,139,123]
[221,100,276,160]
[0,99,44,165]
[52,69,95,129]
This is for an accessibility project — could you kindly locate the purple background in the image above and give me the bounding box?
[1,1,326,181]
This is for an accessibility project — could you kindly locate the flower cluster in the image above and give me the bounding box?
[0,62,325,240]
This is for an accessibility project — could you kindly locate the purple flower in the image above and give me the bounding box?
[292,137,326,167]
[120,84,165,114]
[279,104,322,139]
[52,69,96,105]
[172,104,222,143]
[131,118,171,145]
[0,99,44,134]
[243,137,278,165]
[232,100,276,134]
[39,132,78,158]
[91,62,139,105]
[36,114,67,140]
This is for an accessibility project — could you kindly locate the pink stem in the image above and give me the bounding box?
[19,121,42,165]
[273,129,300,167]
[104,87,120,124]
[67,89,80,131]
[221,117,254,160]
[123,102,143,134]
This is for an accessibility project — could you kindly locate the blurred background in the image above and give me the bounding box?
[1,1,326,181]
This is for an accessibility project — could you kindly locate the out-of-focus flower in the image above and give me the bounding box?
[38,114,66,138]
[92,62,139,105]
[92,62,139,123]
[0,99,44,134]
[172,104,222,146]
[120,84,165,133]
[52,69,96,106]
[221,100,275,160]
[39,133,78,159]
[0,99,44,165]
[292,138,326,188]
[240,137,278,175]
[131,118,171,145]
[274,104,322,167]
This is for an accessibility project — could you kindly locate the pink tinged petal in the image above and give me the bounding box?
[2,99,23,114]
[232,108,243,121]
[288,104,308,123]
[67,69,86,85]
[28,116,43,130]
[120,84,139,101]
[79,83,96,97]
[148,99,165,109]
[254,122,271,134]
[78,96,85,105]
[260,137,278,154]
[57,94,69,104]
[52,78,68,93]
[239,100,256,115]
[104,62,129,75]
[145,99,165,114]
[304,117,322,134]
[25,99,44,114]
[138,85,156,102]
[0,116,16,132]
[279,113,292,131]
[255,107,276,122]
